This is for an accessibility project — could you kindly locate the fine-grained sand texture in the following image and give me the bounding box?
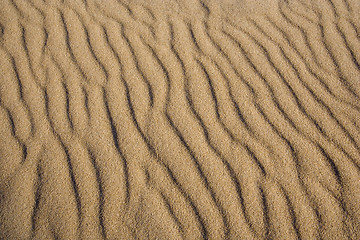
[0,0,360,239]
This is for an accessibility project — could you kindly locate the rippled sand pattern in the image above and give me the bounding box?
[0,0,360,239]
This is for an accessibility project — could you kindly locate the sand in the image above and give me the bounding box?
[0,0,359,239]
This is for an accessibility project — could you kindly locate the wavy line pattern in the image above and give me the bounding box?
[0,0,359,239]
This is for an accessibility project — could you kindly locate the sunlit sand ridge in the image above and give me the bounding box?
[0,0,359,239]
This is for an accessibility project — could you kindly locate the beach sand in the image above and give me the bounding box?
[0,0,359,239]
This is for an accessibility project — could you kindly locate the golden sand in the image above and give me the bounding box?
[0,0,359,239]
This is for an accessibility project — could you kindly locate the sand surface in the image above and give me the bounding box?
[0,0,360,239]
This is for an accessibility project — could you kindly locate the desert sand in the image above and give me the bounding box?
[0,0,359,239]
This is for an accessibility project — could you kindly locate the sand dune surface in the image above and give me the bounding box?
[0,0,360,239]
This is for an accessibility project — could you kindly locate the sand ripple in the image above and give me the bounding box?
[0,0,359,239]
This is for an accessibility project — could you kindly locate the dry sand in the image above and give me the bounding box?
[0,0,360,239]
